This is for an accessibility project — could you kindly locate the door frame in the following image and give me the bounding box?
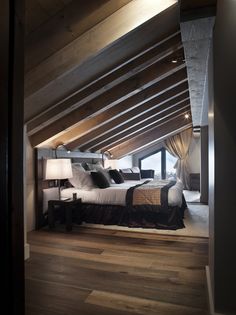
[0,1,25,314]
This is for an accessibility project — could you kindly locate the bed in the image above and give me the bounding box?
[58,178,187,230]
[36,149,187,230]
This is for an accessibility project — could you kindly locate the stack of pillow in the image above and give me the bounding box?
[119,167,155,180]
[68,162,126,190]
[119,167,141,180]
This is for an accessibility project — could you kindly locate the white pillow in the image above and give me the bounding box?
[131,167,140,173]
[72,163,85,171]
[69,167,95,190]
[121,168,132,173]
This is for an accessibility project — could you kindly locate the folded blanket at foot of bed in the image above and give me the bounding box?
[126,180,176,210]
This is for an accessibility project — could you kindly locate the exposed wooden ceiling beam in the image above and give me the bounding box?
[114,125,192,158]
[43,68,188,148]
[109,118,192,158]
[30,53,185,147]
[25,0,178,98]
[24,3,180,122]
[74,91,189,151]
[92,106,191,152]
[25,0,133,72]
[27,32,182,133]
[87,101,190,152]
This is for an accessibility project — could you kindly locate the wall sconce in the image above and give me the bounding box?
[54,143,71,158]
[101,150,113,167]
[105,150,113,158]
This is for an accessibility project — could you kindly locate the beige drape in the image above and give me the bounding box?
[164,128,192,189]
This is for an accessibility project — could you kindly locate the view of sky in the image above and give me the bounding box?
[141,150,177,179]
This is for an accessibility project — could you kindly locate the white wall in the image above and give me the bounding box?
[117,155,133,169]
[25,133,35,232]
[188,134,201,173]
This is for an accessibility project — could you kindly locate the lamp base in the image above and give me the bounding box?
[58,179,61,200]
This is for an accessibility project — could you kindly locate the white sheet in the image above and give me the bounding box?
[60,179,183,207]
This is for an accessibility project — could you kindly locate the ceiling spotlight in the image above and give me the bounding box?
[171,59,178,63]
[184,113,190,119]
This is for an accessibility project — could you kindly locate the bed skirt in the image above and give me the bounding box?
[72,194,187,230]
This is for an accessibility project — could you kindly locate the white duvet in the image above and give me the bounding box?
[60,179,183,207]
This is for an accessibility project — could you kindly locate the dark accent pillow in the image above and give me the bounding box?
[109,169,124,184]
[90,171,110,189]
[141,169,155,179]
[122,172,141,180]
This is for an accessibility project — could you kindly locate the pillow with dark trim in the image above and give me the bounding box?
[90,171,110,189]
[120,168,132,173]
[109,169,124,184]
[89,164,112,183]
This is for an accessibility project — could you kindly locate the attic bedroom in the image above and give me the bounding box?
[21,1,213,314]
[4,1,236,315]
[25,0,208,233]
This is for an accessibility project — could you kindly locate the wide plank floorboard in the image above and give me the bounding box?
[25,226,209,315]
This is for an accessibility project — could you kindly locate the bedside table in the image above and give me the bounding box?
[48,198,81,231]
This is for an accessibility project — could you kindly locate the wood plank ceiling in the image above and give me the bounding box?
[25,0,193,159]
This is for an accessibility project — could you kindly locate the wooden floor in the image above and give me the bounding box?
[25,226,209,315]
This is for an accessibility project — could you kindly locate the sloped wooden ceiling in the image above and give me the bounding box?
[25,0,193,158]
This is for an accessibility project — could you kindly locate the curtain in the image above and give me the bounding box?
[164,128,192,189]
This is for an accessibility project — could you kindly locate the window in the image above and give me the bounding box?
[139,148,177,180]
[141,151,162,179]
[166,150,177,179]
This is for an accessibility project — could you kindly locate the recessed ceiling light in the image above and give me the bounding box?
[171,59,178,63]
[184,113,190,119]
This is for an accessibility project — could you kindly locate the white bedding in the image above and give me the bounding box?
[60,179,183,207]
